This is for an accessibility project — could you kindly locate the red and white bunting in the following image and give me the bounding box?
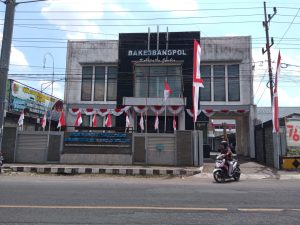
[41,112,47,129]
[139,113,144,131]
[192,39,204,123]
[98,109,109,117]
[273,51,281,133]
[69,108,81,115]
[125,112,131,128]
[74,111,83,127]
[134,106,148,114]
[111,108,124,116]
[57,110,66,128]
[92,114,97,127]
[150,106,165,115]
[83,108,95,116]
[154,112,159,130]
[186,109,201,118]
[202,109,215,117]
[173,114,177,131]
[105,112,112,127]
[122,106,131,113]
[167,106,184,115]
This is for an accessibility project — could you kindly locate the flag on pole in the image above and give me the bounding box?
[125,112,130,128]
[92,113,97,127]
[139,113,144,131]
[18,111,24,126]
[41,112,47,129]
[57,110,66,128]
[154,112,159,130]
[173,114,177,131]
[192,39,204,123]
[164,80,172,101]
[105,112,112,127]
[273,51,281,133]
[74,111,83,127]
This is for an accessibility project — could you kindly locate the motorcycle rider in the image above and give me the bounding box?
[219,140,233,177]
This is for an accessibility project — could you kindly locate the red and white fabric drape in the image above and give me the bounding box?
[167,106,184,115]
[150,106,165,115]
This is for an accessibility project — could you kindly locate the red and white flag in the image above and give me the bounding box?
[92,113,97,127]
[41,112,47,129]
[164,81,172,101]
[57,110,66,128]
[18,111,25,126]
[273,51,281,133]
[192,39,204,123]
[173,114,177,131]
[105,112,112,127]
[74,111,83,127]
[154,112,159,130]
[139,113,144,131]
[125,112,130,128]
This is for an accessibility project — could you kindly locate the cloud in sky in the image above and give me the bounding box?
[146,0,199,16]
[41,0,104,39]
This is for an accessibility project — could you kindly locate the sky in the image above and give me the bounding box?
[0,0,299,107]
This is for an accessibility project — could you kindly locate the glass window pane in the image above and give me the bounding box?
[167,66,182,97]
[107,67,118,101]
[134,67,149,97]
[150,66,166,97]
[200,65,211,101]
[228,64,240,101]
[213,65,225,101]
[94,66,105,101]
[81,66,93,101]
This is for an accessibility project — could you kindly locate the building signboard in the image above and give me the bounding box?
[286,119,300,148]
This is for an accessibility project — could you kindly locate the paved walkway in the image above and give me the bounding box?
[1,156,300,180]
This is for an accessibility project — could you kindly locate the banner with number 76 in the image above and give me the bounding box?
[286,121,300,148]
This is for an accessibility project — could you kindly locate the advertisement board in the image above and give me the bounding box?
[10,80,59,115]
[285,119,300,148]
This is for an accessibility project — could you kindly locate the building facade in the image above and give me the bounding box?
[65,31,255,158]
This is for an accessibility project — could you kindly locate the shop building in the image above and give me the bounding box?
[65,31,255,160]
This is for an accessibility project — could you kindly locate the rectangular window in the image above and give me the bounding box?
[94,66,105,101]
[81,65,117,102]
[107,67,118,101]
[200,65,211,101]
[134,65,182,98]
[81,66,93,101]
[213,65,225,101]
[228,64,240,101]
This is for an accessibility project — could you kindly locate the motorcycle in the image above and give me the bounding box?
[213,154,241,183]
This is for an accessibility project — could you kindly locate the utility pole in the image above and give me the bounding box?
[0,0,47,153]
[262,1,277,106]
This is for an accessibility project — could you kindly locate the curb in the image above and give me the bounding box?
[2,166,201,177]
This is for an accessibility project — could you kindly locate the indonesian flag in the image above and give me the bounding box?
[164,81,172,101]
[105,112,112,127]
[154,112,159,130]
[74,111,83,127]
[92,113,97,127]
[57,110,66,128]
[273,51,281,133]
[18,111,24,126]
[41,112,47,129]
[139,113,144,131]
[173,114,177,131]
[192,39,204,123]
[125,112,130,128]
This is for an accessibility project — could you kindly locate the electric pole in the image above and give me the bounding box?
[262,1,277,106]
[0,0,47,153]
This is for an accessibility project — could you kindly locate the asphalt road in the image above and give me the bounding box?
[0,174,299,225]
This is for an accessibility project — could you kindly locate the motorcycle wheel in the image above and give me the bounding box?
[233,168,241,181]
[213,170,225,183]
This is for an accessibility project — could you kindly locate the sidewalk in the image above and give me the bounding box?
[1,156,300,180]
